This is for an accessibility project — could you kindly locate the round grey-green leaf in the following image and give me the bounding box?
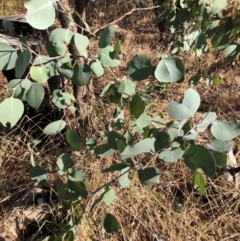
[24,0,56,30]
[43,120,66,135]
[0,42,18,70]
[0,97,24,128]
[155,57,185,82]
[71,63,92,86]
[25,83,44,110]
[127,54,152,81]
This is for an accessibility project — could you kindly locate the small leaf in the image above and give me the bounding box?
[118,77,135,97]
[159,147,184,163]
[74,33,89,58]
[118,167,130,187]
[128,93,145,118]
[56,178,66,202]
[102,213,119,233]
[71,63,91,86]
[94,144,115,157]
[193,171,205,195]
[8,79,32,100]
[127,54,152,81]
[66,129,81,150]
[136,114,152,128]
[155,57,185,83]
[167,89,200,120]
[138,167,160,186]
[102,163,130,173]
[57,153,75,173]
[102,186,115,205]
[30,165,47,186]
[0,42,18,70]
[211,150,227,168]
[121,138,155,160]
[43,120,66,135]
[98,24,116,48]
[68,177,88,199]
[100,81,115,97]
[15,50,31,78]
[107,131,126,150]
[25,83,44,110]
[197,112,216,132]
[0,97,24,128]
[90,59,104,77]
[30,66,49,84]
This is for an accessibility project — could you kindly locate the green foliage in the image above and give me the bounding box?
[2,0,240,239]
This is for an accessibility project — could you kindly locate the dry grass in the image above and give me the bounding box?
[1,0,240,240]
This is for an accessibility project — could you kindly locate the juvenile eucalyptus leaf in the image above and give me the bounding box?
[197,112,217,132]
[0,97,24,128]
[128,93,145,118]
[66,129,81,150]
[102,163,131,173]
[8,79,32,100]
[127,55,152,81]
[0,42,18,70]
[107,131,126,150]
[15,50,31,78]
[98,46,120,67]
[153,131,170,151]
[25,83,44,109]
[74,33,89,58]
[52,89,71,109]
[136,114,152,128]
[155,57,185,83]
[98,24,116,48]
[102,186,115,205]
[43,120,66,135]
[71,63,91,86]
[56,178,66,202]
[68,178,88,199]
[167,89,200,120]
[195,33,207,50]
[30,66,49,84]
[189,72,201,87]
[211,120,240,140]
[138,167,160,186]
[209,139,234,152]
[56,57,73,79]
[118,77,135,97]
[118,167,130,187]
[2,20,15,31]
[100,81,115,97]
[224,44,240,62]
[183,145,216,178]
[90,59,104,77]
[159,147,184,163]
[69,170,85,182]
[57,153,75,173]
[30,165,47,186]
[210,150,227,168]
[110,40,121,59]
[101,213,119,233]
[121,138,155,160]
[25,0,56,30]
[94,144,115,157]
[193,171,205,195]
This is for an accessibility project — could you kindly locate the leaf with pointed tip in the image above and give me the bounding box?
[167,89,200,120]
[66,129,81,150]
[98,24,116,48]
[155,57,185,82]
[0,97,24,128]
[102,213,119,233]
[30,165,47,186]
[127,55,152,81]
[211,120,240,140]
[43,120,66,135]
[138,167,160,186]
[24,0,56,30]
[25,83,44,109]
[15,50,31,78]
[0,42,18,70]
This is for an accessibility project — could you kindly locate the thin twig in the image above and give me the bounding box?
[93,5,160,35]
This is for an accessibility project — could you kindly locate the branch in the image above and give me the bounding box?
[93,5,160,35]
